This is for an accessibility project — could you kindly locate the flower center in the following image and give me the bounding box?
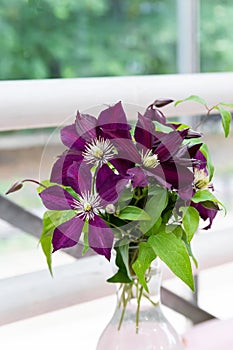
[83,202,92,212]
[92,148,104,159]
[194,169,209,189]
[141,150,160,168]
[73,192,102,220]
[83,137,116,165]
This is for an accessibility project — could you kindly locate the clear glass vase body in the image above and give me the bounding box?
[96,259,185,350]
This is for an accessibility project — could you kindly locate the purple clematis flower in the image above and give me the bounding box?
[59,101,131,167]
[39,162,128,260]
[191,150,218,229]
[49,102,132,187]
[112,113,201,200]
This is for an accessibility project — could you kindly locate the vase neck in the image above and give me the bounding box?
[117,258,162,306]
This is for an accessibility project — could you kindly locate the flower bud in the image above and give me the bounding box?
[105,204,116,214]
[151,99,174,108]
[6,181,23,195]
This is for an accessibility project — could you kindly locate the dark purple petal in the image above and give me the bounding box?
[112,138,141,164]
[172,156,196,167]
[178,185,194,201]
[75,111,97,142]
[144,166,172,190]
[88,215,114,260]
[144,106,167,125]
[66,161,92,195]
[152,130,174,148]
[191,202,218,230]
[39,186,76,210]
[127,167,148,188]
[97,102,131,140]
[134,113,155,150]
[96,164,129,203]
[50,150,83,185]
[155,130,188,162]
[149,162,194,193]
[60,124,86,151]
[194,150,207,170]
[52,216,84,252]
[172,143,202,167]
[178,128,191,139]
[144,104,178,131]
[110,158,134,175]
[99,127,132,141]
[184,129,202,139]
[98,101,129,129]
[188,144,203,159]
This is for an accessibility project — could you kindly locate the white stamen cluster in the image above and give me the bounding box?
[141,149,160,168]
[194,168,209,190]
[72,192,102,220]
[82,137,116,166]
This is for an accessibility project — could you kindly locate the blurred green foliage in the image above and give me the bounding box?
[0,0,176,79]
[0,0,233,80]
[200,0,233,72]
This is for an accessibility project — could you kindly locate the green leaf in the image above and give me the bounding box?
[144,217,162,237]
[166,224,183,239]
[148,230,194,290]
[200,144,214,181]
[154,121,173,133]
[192,190,225,211]
[140,187,168,235]
[201,200,219,210]
[175,95,207,107]
[132,242,157,292]
[118,187,134,204]
[39,210,77,274]
[107,242,132,283]
[185,241,198,269]
[40,212,54,276]
[180,206,199,242]
[214,106,232,137]
[220,102,233,109]
[176,122,192,130]
[118,206,151,221]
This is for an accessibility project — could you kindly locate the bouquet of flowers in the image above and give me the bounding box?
[7,96,231,317]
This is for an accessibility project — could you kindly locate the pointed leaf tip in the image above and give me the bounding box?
[215,106,232,138]
[175,95,207,107]
[148,231,194,291]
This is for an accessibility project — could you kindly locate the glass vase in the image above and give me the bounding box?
[96,258,185,350]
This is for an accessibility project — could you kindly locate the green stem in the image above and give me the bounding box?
[91,165,99,195]
[142,292,159,307]
[118,283,133,331]
[22,179,47,188]
[136,283,143,334]
[195,105,217,130]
